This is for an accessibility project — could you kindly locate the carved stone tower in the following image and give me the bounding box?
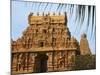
[11,12,84,74]
[80,33,91,55]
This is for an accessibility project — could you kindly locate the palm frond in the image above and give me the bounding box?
[31,2,34,11]
[69,4,74,18]
[74,5,85,34]
[81,6,85,24]
[86,6,91,32]
[37,2,42,12]
[44,3,49,12]
[91,6,95,36]
[59,4,64,12]
[56,3,61,11]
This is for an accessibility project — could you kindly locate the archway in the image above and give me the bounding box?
[34,53,48,73]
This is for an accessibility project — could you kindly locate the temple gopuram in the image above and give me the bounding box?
[11,12,91,74]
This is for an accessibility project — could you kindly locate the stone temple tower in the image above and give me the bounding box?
[80,33,91,55]
[11,12,87,74]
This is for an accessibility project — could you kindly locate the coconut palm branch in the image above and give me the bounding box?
[44,3,49,12]
[91,6,96,38]
[56,3,62,11]
[37,2,42,12]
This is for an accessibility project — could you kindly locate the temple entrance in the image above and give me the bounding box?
[34,53,48,73]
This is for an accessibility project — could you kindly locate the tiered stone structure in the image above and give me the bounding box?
[80,33,91,55]
[11,12,91,74]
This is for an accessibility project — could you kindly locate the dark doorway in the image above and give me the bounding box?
[40,42,44,47]
[34,53,48,73]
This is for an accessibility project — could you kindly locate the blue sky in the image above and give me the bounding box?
[11,1,96,54]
